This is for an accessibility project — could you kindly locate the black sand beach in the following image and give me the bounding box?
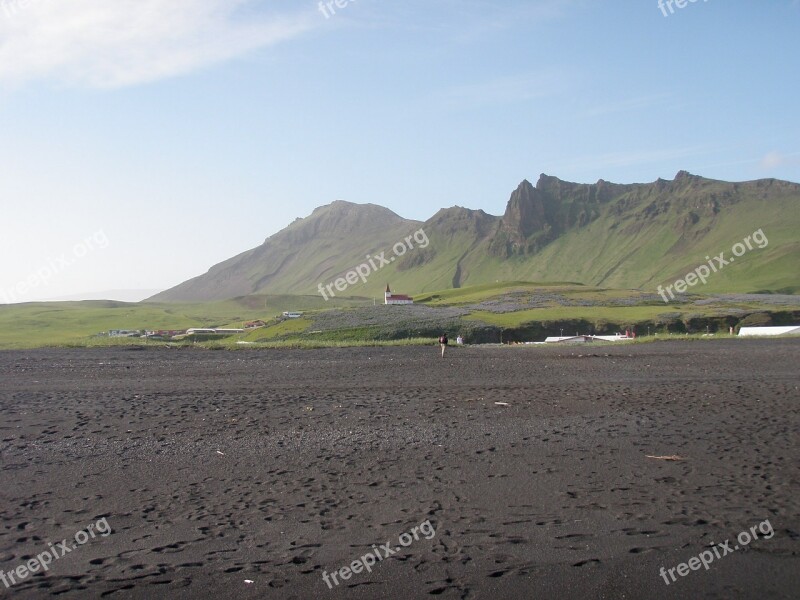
[1,340,798,599]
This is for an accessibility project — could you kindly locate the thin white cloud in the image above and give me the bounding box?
[578,94,671,119]
[0,0,316,88]
[759,151,800,170]
[352,0,580,41]
[433,70,575,110]
[441,0,578,39]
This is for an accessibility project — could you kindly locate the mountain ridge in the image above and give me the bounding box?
[148,172,800,302]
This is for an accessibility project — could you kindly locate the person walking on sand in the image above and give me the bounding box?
[438,333,448,358]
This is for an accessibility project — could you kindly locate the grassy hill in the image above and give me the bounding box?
[149,172,800,304]
[495,176,799,294]
[150,202,422,302]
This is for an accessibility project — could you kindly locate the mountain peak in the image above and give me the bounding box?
[427,205,499,237]
[674,170,700,182]
[279,201,413,246]
[535,174,562,189]
[310,199,386,216]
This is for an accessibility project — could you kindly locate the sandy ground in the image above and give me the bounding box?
[0,340,798,599]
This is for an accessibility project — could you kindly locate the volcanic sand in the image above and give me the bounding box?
[0,340,798,599]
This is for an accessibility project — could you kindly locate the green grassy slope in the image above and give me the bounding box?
[150,202,422,302]
[452,178,799,294]
[0,295,365,349]
[149,174,799,304]
[293,175,799,297]
[3,282,797,349]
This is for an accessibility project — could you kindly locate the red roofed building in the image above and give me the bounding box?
[385,284,413,305]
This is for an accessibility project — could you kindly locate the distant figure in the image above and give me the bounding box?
[439,333,449,357]
[729,326,735,335]
[456,335,464,345]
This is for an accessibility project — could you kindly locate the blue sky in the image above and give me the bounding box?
[1,0,798,302]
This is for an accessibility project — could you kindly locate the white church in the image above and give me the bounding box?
[384,284,414,305]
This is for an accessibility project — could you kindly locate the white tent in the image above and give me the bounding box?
[738,326,800,337]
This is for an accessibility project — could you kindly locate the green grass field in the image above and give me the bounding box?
[0,282,796,349]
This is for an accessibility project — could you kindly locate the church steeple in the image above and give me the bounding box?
[384,283,413,305]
